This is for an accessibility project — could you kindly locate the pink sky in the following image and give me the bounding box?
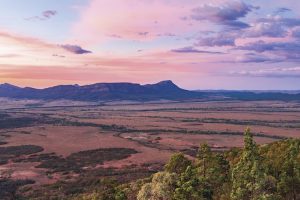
[0,0,300,89]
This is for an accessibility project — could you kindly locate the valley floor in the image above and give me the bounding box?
[0,100,299,198]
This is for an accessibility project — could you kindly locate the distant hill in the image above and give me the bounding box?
[0,81,299,102]
[0,81,202,101]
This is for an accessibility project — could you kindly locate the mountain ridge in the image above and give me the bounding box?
[0,81,299,102]
[0,80,201,101]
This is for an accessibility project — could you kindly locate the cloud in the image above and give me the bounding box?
[237,40,300,52]
[42,10,57,18]
[138,32,149,36]
[156,33,176,37]
[244,21,287,38]
[0,54,21,58]
[257,16,300,28]
[242,15,300,38]
[0,31,56,50]
[237,40,300,61]
[0,31,92,56]
[25,10,57,21]
[60,45,92,54]
[72,0,194,41]
[274,7,292,15]
[292,27,300,38]
[171,46,224,54]
[52,54,66,58]
[230,67,300,78]
[190,1,258,29]
[107,34,123,39]
[235,53,283,63]
[195,34,236,47]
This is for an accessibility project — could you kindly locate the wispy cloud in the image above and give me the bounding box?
[230,67,300,78]
[171,46,224,54]
[25,10,57,21]
[195,34,236,47]
[42,10,57,18]
[234,53,283,63]
[273,7,292,15]
[61,45,92,54]
[237,40,300,61]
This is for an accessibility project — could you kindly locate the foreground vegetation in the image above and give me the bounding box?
[1,128,299,199]
[71,128,300,200]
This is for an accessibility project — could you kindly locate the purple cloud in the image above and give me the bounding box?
[107,34,123,38]
[292,27,300,38]
[242,16,300,38]
[195,34,236,47]
[171,46,224,54]
[52,54,65,58]
[274,7,292,15]
[156,33,176,37]
[230,67,300,78]
[138,32,149,36]
[61,45,92,54]
[237,40,300,61]
[257,17,300,28]
[237,40,300,53]
[223,20,250,29]
[190,1,258,29]
[244,21,287,38]
[25,10,57,21]
[42,10,57,18]
[235,53,283,63]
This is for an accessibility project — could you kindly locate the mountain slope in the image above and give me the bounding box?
[0,81,299,102]
[0,81,202,101]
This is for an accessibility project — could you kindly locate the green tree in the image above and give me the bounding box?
[231,128,268,200]
[277,140,300,200]
[174,166,204,200]
[196,143,230,200]
[165,153,191,174]
[115,189,127,200]
[137,172,178,200]
[197,143,213,179]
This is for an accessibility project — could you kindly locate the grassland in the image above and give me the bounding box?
[0,100,299,199]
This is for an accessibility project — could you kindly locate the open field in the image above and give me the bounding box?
[0,100,299,198]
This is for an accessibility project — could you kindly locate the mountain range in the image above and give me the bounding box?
[0,80,299,102]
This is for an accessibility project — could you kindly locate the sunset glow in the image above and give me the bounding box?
[0,0,300,89]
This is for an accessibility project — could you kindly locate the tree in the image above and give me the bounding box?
[137,172,178,200]
[197,143,230,200]
[165,153,191,174]
[197,143,213,178]
[231,128,268,200]
[277,140,300,200]
[174,166,204,200]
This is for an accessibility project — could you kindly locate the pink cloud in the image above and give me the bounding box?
[72,0,212,43]
[0,30,95,67]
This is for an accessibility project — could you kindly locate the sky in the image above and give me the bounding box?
[0,0,300,90]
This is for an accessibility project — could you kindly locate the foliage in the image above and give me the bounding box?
[137,172,178,200]
[137,128,300,200]
[165,153,191,174]
[8,128,300,200]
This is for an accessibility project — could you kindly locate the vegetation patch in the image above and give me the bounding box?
[22,166,153,200]
[0,117,38,129]
[0,145,43,165]
[182,118,300,128]
[0,179,35,200]
[32,148,138,173]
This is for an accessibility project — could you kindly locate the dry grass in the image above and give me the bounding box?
[0,100,299,184]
